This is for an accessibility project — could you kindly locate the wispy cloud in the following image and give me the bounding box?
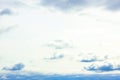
[80,55,108,63]
[44,52,64,60]
[0,0,25,8]
[0,26,16,35]
[80,57,98,62]
[45,40,72,49]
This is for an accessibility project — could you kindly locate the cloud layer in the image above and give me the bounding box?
[1,0,120,11]
[41,0,87,10]
[1,72,120,80]
[105,0,120,10]
[41,0,120,11]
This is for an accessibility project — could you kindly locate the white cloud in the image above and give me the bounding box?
[0,0,120,74]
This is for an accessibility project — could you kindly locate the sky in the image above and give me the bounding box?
[0,0,120,75]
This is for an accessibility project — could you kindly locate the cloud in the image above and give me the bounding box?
[44,53,64,60]
[40,0,120,11]
[1,0,120,11]
[80,57,97,62]
[0,9,13,16]
[80,55,108,62]
[0,0,25,8]
[2,63,25,71]
[45,40,72,49]
[105,0,120,10]
[41,0,88,10]
[1,71,120,80]
[0,26,16,35]
[86,63,120,72]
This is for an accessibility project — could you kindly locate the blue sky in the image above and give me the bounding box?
[1,0,120,77]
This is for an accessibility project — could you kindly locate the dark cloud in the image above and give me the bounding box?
[86,63,120,72]
[2,63,25,71]
[40,0,120,11]
[0,9,13,16]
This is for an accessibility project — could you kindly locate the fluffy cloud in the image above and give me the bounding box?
[86,63,120,72]
[2,63,25,71]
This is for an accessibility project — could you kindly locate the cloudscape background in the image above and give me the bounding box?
[1,0,120,79]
